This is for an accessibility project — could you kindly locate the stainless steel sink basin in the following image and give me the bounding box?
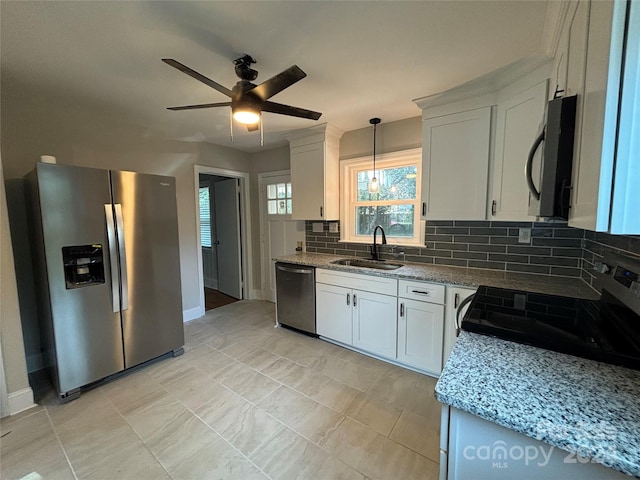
[331,258,403,270]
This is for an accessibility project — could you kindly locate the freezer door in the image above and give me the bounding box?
[110,170,184,367]
[35,163,125,394]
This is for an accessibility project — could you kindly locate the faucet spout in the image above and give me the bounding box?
[371,225,387,261]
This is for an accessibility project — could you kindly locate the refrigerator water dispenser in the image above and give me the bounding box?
[62,244,105,288]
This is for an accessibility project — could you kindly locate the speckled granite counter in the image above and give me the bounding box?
[276,252,599,299]
[436,332,640,477]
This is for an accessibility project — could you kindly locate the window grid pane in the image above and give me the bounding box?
[266,181,293,215]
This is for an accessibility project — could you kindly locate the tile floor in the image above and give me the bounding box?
[0,300,441,480]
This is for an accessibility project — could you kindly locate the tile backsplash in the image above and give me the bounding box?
[304,220,640,284]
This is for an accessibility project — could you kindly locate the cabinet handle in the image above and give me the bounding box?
[347,293,350,306]
[422,202,426,216]
[454,293,460,308]
[491,200,497,216]
[411,289,430,296]
[400,303,405,317]
[320,206,323,218]
[353,294,357,307]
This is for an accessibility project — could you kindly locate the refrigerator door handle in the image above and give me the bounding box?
[114,204,129,311]
[105,204,120,313]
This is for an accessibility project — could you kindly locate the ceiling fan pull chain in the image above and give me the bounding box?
[260,117,264,147]
[229,108,234,142]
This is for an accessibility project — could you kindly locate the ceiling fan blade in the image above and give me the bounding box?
[250,65,307,101]
[262,101,322,120]
[162,59,233,98]
[166,102,231,111]
[246,123,260,132]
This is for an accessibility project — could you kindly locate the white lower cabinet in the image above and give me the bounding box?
[397,298,444,375]
[316,269,454,376]
[316,283,353,345]
[352,290,398,360]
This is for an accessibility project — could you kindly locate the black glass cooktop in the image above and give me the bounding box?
[461,285,640,370]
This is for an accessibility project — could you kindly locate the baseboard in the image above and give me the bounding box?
[204,279,218,289]
[250,289,264,301]
[8,387,36,416]
[183,305,204,323]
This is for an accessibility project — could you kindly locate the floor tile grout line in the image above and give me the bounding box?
[43,405,80,480]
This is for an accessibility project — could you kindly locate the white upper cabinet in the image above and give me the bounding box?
[568,0,630,233]
[285,124,343,221]
[420,107,491,220]
[490,80,548,221]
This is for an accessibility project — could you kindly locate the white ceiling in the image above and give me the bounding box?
[1,1,550,152]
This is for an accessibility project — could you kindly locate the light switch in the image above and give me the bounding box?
[329,222,339,233]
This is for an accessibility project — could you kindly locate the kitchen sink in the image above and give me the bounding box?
[331,258,403,270]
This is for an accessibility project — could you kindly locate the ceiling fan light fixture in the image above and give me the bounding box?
[232,107,261,125]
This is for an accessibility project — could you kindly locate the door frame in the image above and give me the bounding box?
[258,169,290,300]
[194,165,254,316]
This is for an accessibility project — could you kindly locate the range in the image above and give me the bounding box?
[461,252,640,370]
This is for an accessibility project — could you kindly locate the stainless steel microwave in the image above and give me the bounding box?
[526,95,577,219]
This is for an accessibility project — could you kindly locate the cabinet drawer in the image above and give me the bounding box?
[316,268,397,296]
[398,279,445,304]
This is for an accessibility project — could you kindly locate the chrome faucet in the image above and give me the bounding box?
[371,225,387,261]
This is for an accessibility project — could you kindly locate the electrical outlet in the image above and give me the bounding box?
[518,228,531,244]
[329,222,339,233]
[514,294,527,310]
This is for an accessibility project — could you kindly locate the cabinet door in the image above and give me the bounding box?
[290,142,325,220]
[569,0,625,231]
[352,290,398,359]
[316,283,352,344]
[397,298,444,375]
[421,108,491,220]
[491,81,547,221]
[443,287,476,368]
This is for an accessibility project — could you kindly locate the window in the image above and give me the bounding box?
[341,149,423,246]
[266,181,292,215]
[199,185,212,247]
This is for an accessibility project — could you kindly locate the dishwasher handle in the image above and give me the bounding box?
[276,264,314,275]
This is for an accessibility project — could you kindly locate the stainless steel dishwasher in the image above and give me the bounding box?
[275,262,316,335]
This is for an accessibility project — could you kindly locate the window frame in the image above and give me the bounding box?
[340,148,424,246]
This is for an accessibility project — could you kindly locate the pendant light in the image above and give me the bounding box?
[368,117,381,193]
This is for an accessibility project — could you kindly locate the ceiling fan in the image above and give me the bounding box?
[162,55,322,132]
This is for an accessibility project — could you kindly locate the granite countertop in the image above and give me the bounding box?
[276,252,599,299]
[436,332,640,477]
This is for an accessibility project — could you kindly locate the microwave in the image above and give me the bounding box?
[526,95,577,219]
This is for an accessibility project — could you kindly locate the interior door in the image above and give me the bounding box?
[260,173,305,302]
[110,170,184,368]
[214,178,243,299]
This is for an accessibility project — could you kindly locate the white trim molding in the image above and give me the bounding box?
[7,387,36,416]
[183,305,204,323]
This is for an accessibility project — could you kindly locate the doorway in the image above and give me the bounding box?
[258,170,306,302]
[194,166,253,317]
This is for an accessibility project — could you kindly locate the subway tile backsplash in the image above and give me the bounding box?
[304,220,640,284]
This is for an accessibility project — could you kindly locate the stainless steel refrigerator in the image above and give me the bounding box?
[26,163,184,402]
